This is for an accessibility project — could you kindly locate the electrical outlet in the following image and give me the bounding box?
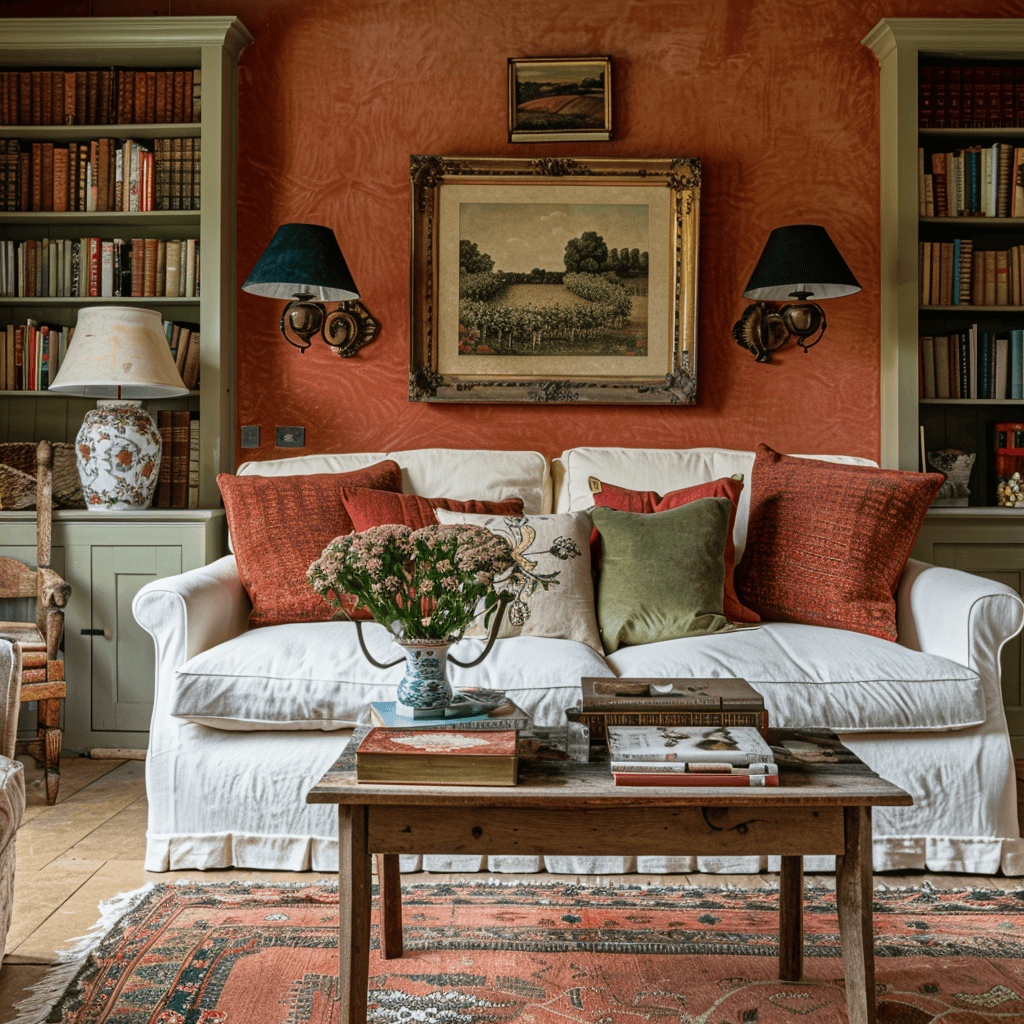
[275,426,305,448]
[240,425,260,448]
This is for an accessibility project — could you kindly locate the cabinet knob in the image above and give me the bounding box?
[81,628,111,640]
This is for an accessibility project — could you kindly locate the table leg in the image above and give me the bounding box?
[836,806,876,1024]
[375,853,404,960]
[779,854,803,981]
[338,804,371,1023]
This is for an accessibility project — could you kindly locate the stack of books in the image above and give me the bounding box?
[606,724,778,787]
[576,677,768,742]
[355,691,531,786]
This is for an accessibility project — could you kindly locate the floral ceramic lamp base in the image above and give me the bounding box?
[76,401,163,510]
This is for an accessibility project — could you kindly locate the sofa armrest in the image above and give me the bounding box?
[133,556,251,751]
[896,558,1024,683]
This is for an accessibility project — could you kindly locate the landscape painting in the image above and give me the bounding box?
[409,155,701,404]
[457,202,649,358]
[508,57,612,142]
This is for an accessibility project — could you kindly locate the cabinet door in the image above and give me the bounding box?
[87,545,182,738]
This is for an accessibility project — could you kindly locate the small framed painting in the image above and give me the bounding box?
[508,56,612,143]
[409,155,702,405]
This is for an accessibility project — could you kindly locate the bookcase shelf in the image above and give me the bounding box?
[0,123,201,142]
[1,211,201,226]
[922,217,1024,226]
[1,296,201,307]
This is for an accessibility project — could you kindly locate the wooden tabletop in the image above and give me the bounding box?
[307,727,913,810]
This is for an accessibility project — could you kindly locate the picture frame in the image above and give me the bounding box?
[507,56,613,143]
[409,155,701,405]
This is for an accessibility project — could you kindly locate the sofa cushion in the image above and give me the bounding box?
[591,500,734,652]
[606,621,985,732]
[434,509,602,652]
[735,445,944,642]
[589,474,758,623]
[238,448,550,515]
[172,623,609,730]
[217,460,402,628]
[341,486,524,532]
[554,447,877,559]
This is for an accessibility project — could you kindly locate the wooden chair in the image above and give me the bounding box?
[0,441,71,804]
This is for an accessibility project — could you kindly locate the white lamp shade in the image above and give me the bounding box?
[49,306,189,398]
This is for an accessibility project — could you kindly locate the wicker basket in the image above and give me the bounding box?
[0,443,84,509]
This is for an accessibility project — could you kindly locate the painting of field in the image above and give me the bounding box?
[512,60,607,133]
[458,201,649,357]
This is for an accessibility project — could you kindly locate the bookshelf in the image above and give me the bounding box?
[865,18,1024,755]
[0,16,253,510]
[0,17,252,750]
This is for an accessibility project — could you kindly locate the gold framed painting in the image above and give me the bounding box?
[508,56,612,143]
[409,155,701,404]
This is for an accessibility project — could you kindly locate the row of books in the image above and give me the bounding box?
[920,145,1024,218]
[0,316,199,392]
[918,64,1024,129]
[0,237,200,299]
[918,329,1024,400]
[919,241,1024,307]
[155,410,200,509]
[1,137,201,213]
[167,321,201,391]
[0,320,72,392]
[0,68,201,127]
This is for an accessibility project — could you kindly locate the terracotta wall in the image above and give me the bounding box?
[7,0,1019,466]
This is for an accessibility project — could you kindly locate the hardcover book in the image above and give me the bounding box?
[369,694,531,731]
[613,771,779,788]
[605,725,775,766]
[581,677,765,713]
[355,727,518,786]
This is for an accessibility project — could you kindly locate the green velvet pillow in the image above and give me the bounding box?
[591,498,733,652]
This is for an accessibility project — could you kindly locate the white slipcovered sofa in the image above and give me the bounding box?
[132,447,1024,876]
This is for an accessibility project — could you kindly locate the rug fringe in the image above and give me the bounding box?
[7,882,155,1024]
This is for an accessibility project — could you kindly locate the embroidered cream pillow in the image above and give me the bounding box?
[434,509,601,652]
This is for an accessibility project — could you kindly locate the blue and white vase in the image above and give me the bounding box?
[395,640,453,719]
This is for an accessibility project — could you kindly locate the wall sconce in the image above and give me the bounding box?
[732,224,860,363]
[241,223,380,357]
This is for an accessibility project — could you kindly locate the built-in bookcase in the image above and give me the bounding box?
[866,18,1024,755]
[0,17,252,511]
[0,18,252,752]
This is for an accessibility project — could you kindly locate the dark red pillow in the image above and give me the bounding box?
[218,460,402,627]
[735,444,943,641]
[589,475,759,623]
[340,486,525,532]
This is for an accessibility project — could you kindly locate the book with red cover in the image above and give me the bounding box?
[355,727,518,786]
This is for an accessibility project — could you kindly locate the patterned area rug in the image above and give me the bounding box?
[13,881,1024,1023]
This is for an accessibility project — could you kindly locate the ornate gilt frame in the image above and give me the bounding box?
[409,155,701,404]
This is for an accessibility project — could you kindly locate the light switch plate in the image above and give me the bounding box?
[240,425,260,448]
[275,426,305,448]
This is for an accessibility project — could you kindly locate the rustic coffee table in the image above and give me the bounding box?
[307,728,911,1024]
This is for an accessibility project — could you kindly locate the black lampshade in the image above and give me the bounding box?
[741,224,861,301]
[242,223,360,302]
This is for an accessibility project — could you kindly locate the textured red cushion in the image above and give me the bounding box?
[589,476,759,623]
[735,444,943,641]
[218,460,402,627]
[340,486,525,531]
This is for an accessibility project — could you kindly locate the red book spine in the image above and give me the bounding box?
[89,237,100,297]
[613,772,780,788]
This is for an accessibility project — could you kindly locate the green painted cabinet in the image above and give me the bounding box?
[2,509,225,750]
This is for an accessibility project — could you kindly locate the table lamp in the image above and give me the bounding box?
[48,306,188,510]
[732,224,861,363]
[241,223,380,357]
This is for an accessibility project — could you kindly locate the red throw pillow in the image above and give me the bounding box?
[735,444,943,641]
[340,486,525,532]
[218,460,402,627]
[589,475,759,623]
